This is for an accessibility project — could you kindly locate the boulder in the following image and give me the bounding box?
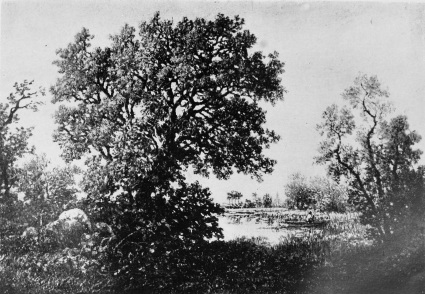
[45,208,92,247]
[58,208,92,232]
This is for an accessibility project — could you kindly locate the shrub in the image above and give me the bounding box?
[285,173,350,212]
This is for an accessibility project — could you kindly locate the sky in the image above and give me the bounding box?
[1,1,425,204]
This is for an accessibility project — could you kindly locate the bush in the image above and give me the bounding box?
[106,237,327,293]
[285,173,350,212]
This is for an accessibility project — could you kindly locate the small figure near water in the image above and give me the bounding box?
[306,211,315,223]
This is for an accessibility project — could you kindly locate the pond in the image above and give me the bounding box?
[218,208,325,245]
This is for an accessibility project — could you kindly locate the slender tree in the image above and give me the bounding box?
[0,81,44,203]
[316,74,424,240]
[0,80,44,235]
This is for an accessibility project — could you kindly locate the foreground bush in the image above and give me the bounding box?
[0,236,328,294]
[98,235,329,293]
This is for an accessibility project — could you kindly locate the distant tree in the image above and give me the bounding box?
[227,193,233,205]
[0,81,44,235]
[243,199,255,208]
[251,192,262,207]
[262,193,272,208]
[316,74,424,240]
[255,199,263,207]
[227,190,243,206]
[51,13,285,283]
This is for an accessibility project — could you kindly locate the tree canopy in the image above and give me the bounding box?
[52,13,284,206]
[51,12,285,185]
[316,74,424,240]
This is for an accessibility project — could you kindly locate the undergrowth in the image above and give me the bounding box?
[1,213,424,293]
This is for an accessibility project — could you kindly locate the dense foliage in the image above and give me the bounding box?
[17,153,82,228]
[316,74,425,240]
[51,12,284,184]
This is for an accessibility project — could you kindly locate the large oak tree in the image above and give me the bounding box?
[51,13,285,282]
[52,14,284,185]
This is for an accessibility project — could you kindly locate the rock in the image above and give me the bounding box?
[58,208,92,232]
[44,208,92,247]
